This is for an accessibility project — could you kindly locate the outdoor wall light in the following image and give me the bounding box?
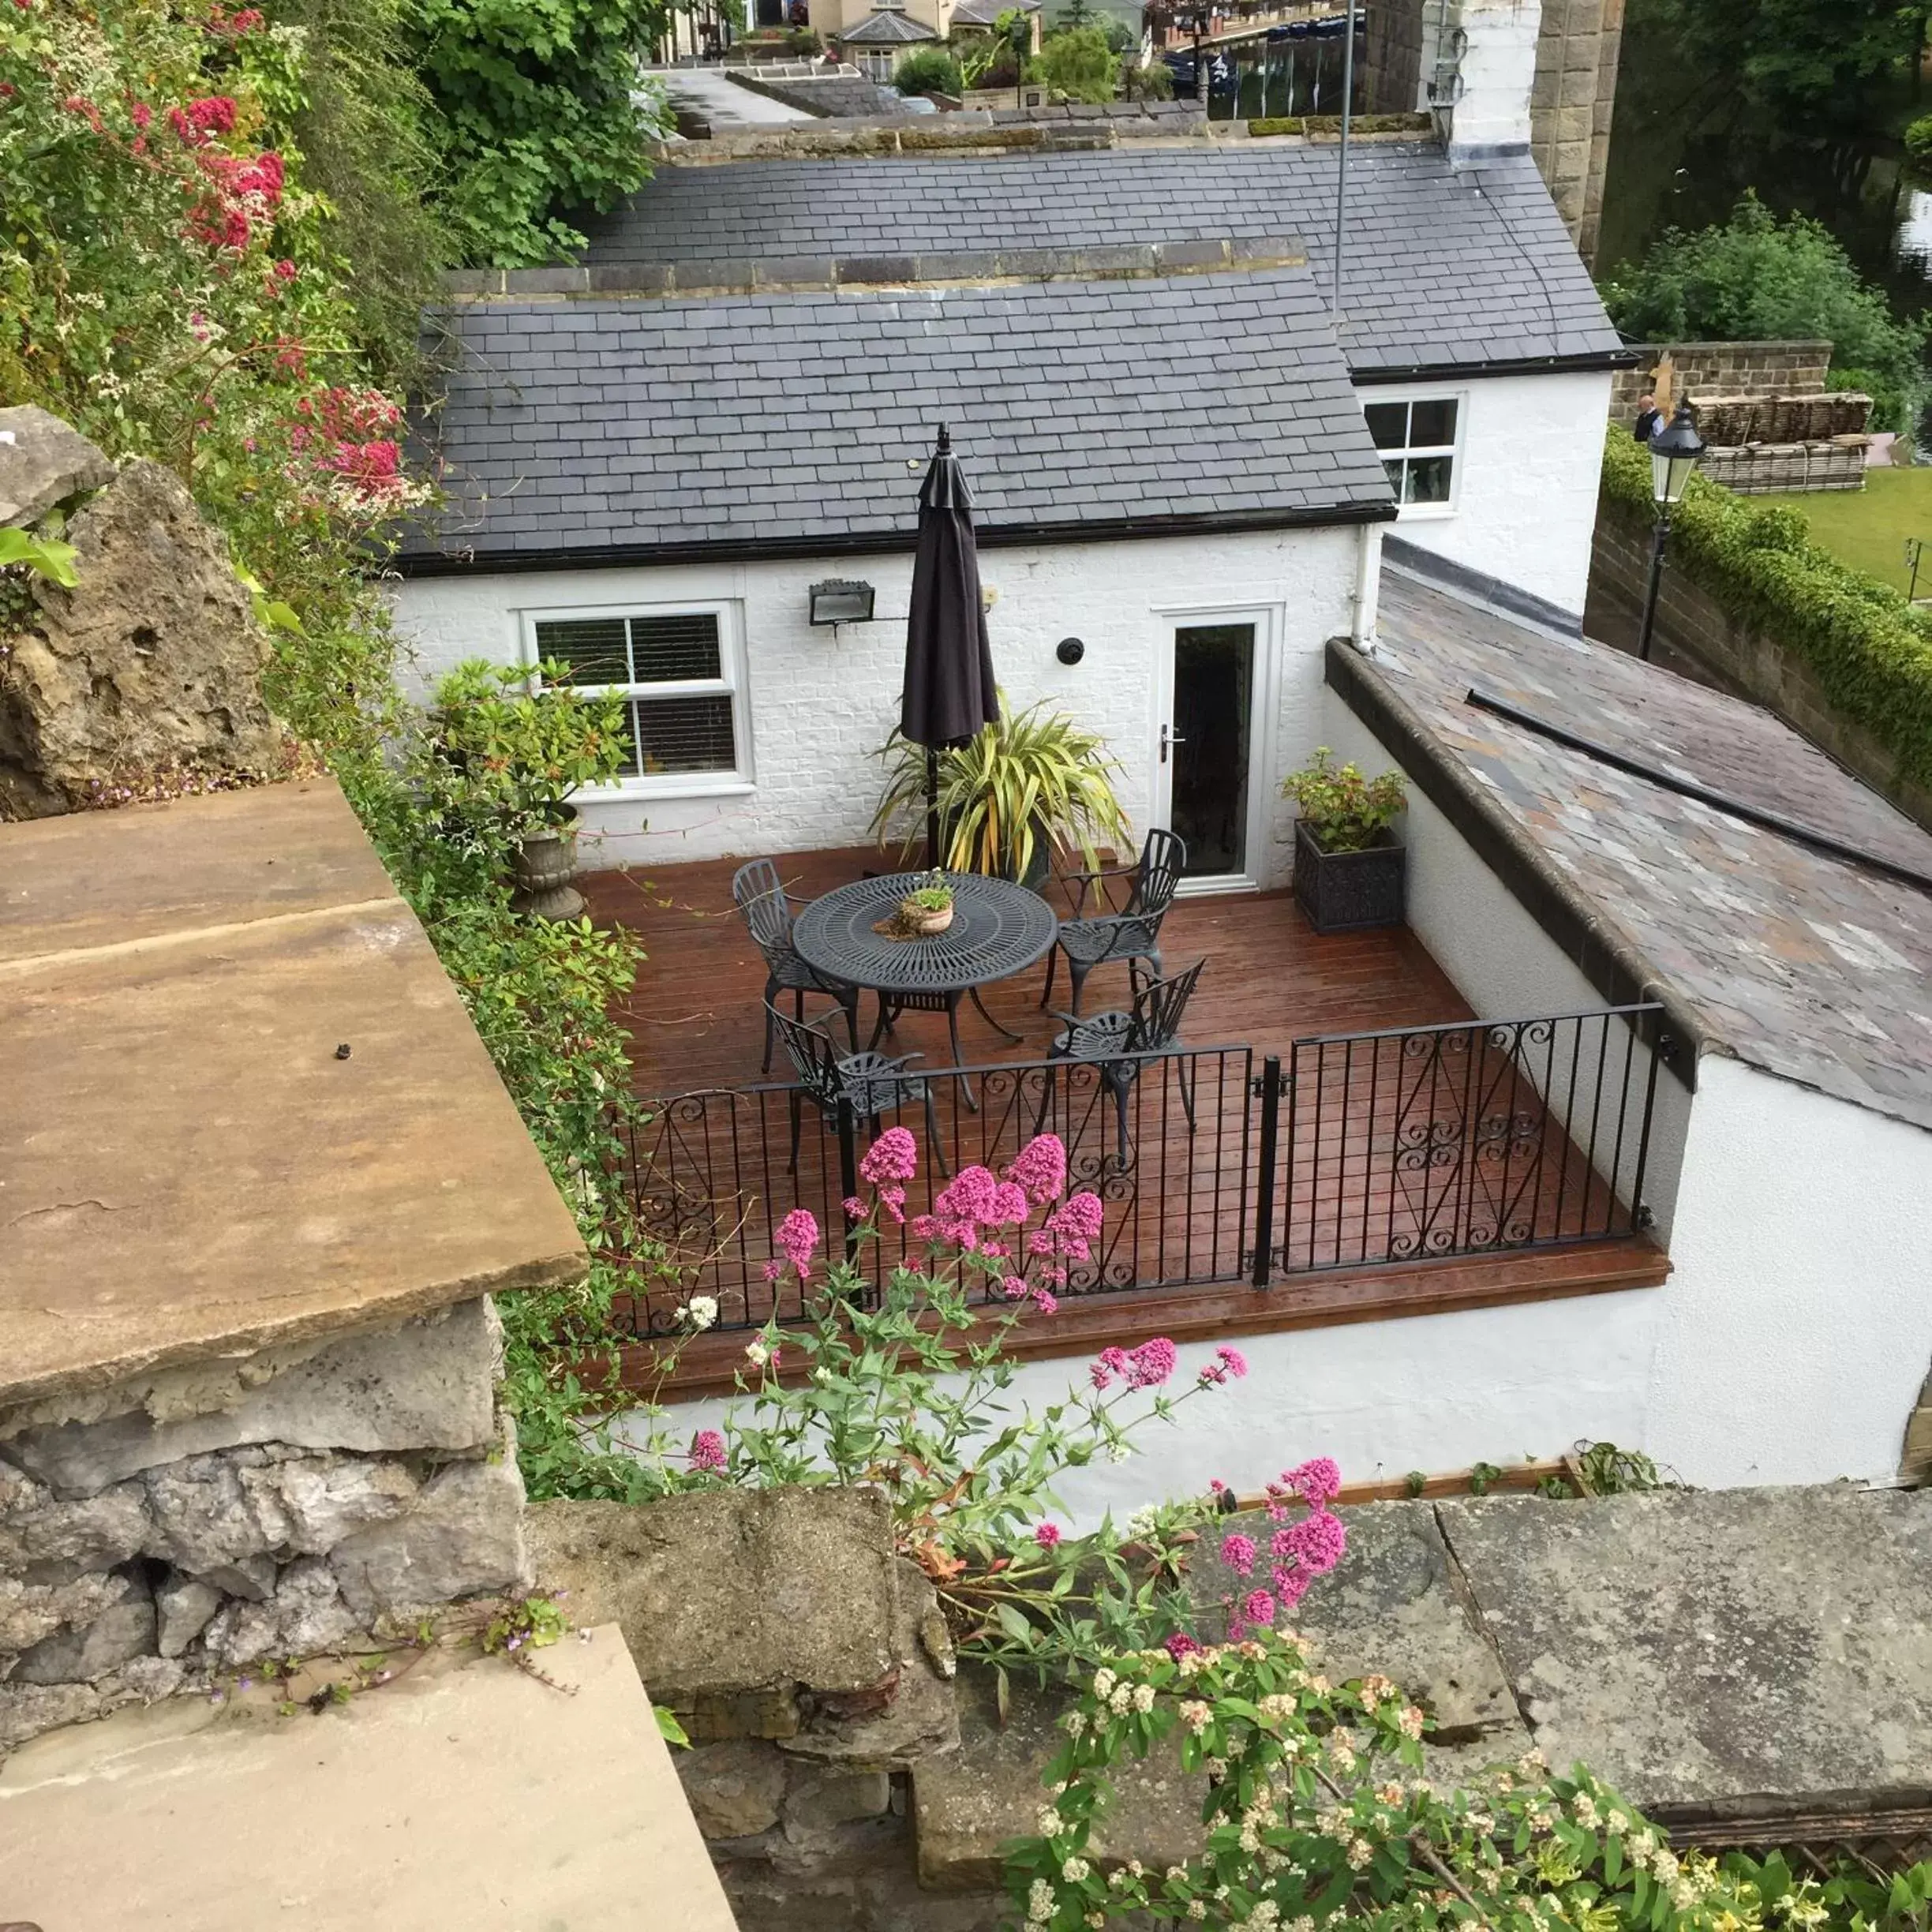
[1056,636,1085,665]
[808,578,876,626]
[1638,402,1705,663]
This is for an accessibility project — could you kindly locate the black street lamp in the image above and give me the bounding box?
[1637,400,1705,665]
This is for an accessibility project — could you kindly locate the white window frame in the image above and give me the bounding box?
[518,599,756,801]
[1361,388,1466,522]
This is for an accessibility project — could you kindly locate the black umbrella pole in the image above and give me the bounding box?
[925,745,941,871]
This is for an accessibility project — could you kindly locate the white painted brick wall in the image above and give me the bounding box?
[1448,0,1542,152]
[390,525,1366,885]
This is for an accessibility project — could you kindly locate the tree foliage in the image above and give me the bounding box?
[1600,194,1930,430]
[405,0,672,267]
[1038,21,1118,99]
[893,47,964,97]
[1638,0,1929,125]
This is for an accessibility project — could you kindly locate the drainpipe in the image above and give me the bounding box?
[1352,521,1383,653]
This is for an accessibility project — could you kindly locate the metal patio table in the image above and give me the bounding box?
[790,871,1059,1108]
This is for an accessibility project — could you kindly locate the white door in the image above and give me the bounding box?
[1151,607,1277,895]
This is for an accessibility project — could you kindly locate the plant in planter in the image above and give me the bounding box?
[427,657,630,920]
[871,697,1131,889]
[899,867,956,934]
[1282,746,1407,934]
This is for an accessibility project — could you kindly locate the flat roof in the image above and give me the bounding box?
[0,779,586,1407]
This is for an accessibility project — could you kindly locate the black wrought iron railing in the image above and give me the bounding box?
[608,1004,1670,1337]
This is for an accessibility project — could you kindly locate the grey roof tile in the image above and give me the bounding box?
[573,144,1618,373]
[410,265,1392,560]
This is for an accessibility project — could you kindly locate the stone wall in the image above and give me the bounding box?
[1589,498,1932,830]
[0,1299,530,1754]
[1609,342,1837,418]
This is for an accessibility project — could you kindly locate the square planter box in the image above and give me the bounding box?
[1293,821,1406,934]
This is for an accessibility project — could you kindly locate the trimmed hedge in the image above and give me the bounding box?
[1601,426,1932,785]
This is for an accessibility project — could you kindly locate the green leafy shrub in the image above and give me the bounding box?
[1598,193,1929,432]
[1005,1634,1900,1932]
[893,47,964,96]
[427,658,631,838]
[1037,22,1118,99]
[1121,57,1173,99]
[1601,428,1932,787]
[406,0,673,267]
[1282,747,1406,852]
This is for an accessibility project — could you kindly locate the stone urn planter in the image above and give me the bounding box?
[899,898,954,936]
[511,814,586,921]
[1293,820,1406,934]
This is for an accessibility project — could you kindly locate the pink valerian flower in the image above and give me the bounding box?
[129,102,153,129]
[185,94,238,133]
[271,256,297,281]
[1272,1563,1312,1609]
[1088,1345,1131,1391]
[996,1275,1029,1301]
[688,1429,726,1472]
[774,1207,819,1277]
[1208,1477,1228,1496]
[841,1196,867,1220]
[1005,1133,1067,1204]
[1220,1532,1257,1577]
[1241,1589,1277,1627]
[1163,1631,1202,1662]
[1033,1522,1061,1548]
[760,1259,781,1282]
[934,1164,999,1226]
[1225,1612,1248,1643]
[1279,1507,1348,1576]
[988,1180,1031,1226]
[978,1240,1009,1260]
[1125,1337,1176,1387]
[1286,1457,1342,1507]
[859,1125,918,1185]
[61,95,105,132]
[1215,1346,1249,1379]
[877,1185,906,1224]
[1029,1287,1058,1316]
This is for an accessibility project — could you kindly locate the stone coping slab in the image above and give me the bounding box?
[0,1623,736,1930]
[0,780,585,1406]
[1435,1488,1932,1820]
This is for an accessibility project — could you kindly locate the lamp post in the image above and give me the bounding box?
[1637,401,1705,665]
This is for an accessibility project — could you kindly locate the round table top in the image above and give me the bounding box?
[792,871,1059,995]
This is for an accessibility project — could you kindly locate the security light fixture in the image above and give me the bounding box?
[1056,637,1085,665]
[808,578,876,626]
[1649,402,1705,507]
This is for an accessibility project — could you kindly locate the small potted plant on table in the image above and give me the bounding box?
[898,867,955,935]
[1282,747,1408,934]
[426,657,630,920]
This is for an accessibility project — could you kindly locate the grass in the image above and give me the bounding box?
[1758,463,1932,596]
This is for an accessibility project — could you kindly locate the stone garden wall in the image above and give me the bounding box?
[0,1299,529,1754]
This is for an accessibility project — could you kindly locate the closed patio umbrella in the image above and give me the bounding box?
[902,425,999,868]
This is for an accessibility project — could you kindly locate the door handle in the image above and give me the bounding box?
[1160,723,1188,763]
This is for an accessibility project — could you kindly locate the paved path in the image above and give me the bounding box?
[644,66,816,128]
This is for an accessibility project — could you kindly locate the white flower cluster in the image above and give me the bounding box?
[1025,1878,1055,1923]
[674,1295,718,1331]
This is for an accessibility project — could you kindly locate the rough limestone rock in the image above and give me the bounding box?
[0,1300,502,1495]
[0,405,115,528]
[142,1454,293,1578]
[328,1432,529,1623]
[678,1739,790,1840]
[0,1467,148,1573]
[0,1655,185,1754]
[526,1489,897,1735]
[202,1556,363,1668]
[155,1575,223,1658]
[0,1567,133,1657]
[265,1455,418,1554]
[12,1574,155,1685]
[0,455,284,818]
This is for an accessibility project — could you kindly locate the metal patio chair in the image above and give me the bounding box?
[767,1001,949,1179]
[732,859,860,1074]
[1035,957,1204,1164]
[1041,827,1186,1015]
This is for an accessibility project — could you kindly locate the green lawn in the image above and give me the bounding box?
[1758,464,1932,597]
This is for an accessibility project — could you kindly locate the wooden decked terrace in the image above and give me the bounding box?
[582,848,1670,1389]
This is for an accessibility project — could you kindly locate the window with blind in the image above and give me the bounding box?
[529,605,749,789]
[1361,395,1463,513]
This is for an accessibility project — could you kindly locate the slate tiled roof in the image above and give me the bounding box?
[577,144,1623,375]
[1371,564,1932,1134]
[839,9,938,42]
[408,265,1394,562]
